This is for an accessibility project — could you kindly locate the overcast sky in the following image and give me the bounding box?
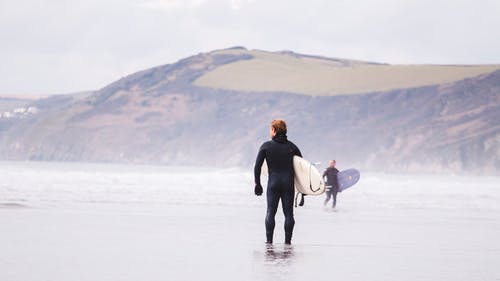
[1,0,499,96]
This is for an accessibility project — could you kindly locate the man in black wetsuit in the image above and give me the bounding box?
[323,160,339,208]
[254,119,302,244]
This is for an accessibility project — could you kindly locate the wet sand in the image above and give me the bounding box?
[1,201,499,281]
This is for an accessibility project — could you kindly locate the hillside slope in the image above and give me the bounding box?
[0,48,498,174]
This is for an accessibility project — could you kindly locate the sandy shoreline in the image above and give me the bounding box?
[1,201,499,281]
[1,162,499,281]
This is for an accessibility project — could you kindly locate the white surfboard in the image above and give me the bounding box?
[292,156,326,195]
[260,156,326,195]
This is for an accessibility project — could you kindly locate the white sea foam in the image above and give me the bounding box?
[0,161,254,206]
[1,162,498,211]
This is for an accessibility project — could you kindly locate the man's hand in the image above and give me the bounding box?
[254,184,263,196]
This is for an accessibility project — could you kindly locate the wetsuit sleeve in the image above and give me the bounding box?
[294,145,302,157]
[254,144,266,185]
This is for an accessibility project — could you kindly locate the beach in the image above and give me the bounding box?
[1,161,499,281]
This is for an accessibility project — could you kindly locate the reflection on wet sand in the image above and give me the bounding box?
[260,243,296,280]
[264,244,294,264]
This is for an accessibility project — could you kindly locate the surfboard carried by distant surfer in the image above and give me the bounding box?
[337,168,360,192]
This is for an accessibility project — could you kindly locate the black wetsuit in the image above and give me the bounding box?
[254,134,302,244]
[323,167,339,208]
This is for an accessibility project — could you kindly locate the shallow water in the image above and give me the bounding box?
[1,162,499,281]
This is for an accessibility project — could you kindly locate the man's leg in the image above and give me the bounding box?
[266,187,280,243]
[332,187,338,208]
[281,187,295,244]
[324,187,332,205]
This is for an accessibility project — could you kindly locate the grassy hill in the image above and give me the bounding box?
[194,48,500,95]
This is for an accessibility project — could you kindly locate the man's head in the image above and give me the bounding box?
[270,119,287,138]
[329,160,336,168]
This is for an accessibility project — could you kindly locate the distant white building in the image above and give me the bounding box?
[14,107,27,114]
[0,106,38,119]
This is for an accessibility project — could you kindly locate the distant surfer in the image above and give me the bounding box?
[323,160,339,208]
[254,119,302,244]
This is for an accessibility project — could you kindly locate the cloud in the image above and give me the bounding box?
[228,0,253,10]
[135,0,228,10]
[0,0,499,95]
[137,0,183,10]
